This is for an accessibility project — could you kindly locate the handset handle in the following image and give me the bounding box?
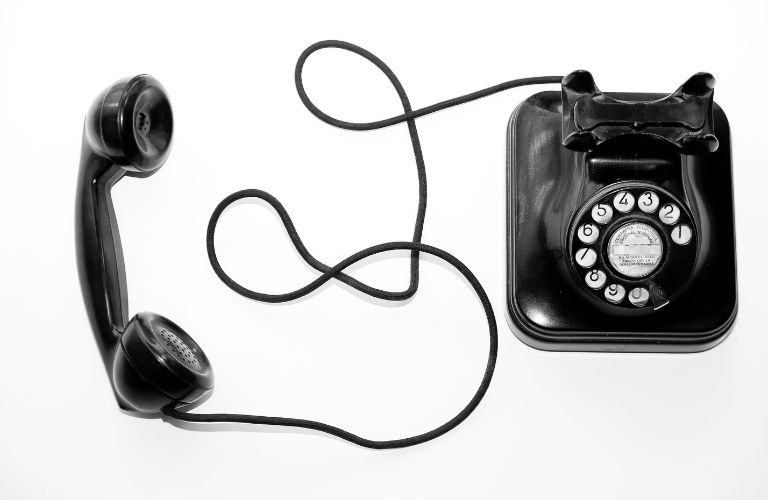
[75,140,129,367]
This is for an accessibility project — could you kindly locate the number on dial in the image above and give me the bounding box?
[628,287,650,307]
[659,203,680,225]
[671,224,692,245]
[585,269,607,289]
[575,247,597,268]
[591,203,613,224]
[639,191,659,213]
[577,223,599,244]
[613,191,635,213]
[604,283,626,304]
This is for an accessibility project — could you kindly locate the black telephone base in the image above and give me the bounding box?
[506,74,737,353]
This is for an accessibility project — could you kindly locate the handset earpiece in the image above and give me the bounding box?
[84,75,173,175]
[76,75,213,413]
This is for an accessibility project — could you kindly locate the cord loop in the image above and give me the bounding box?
[164,40,562,449]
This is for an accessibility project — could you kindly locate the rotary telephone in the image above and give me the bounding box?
[507,70,737,352]
[75,41,738,448]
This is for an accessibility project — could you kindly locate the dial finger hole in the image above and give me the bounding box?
[671,224,692,245]
[638,191,659,213]
[577,223,599,244]
[628,287,650,307]
[604,283,626,304]
[613,191,635,213]
[585,269,607,289]
[591,203,613,224]
[575,247,597,268]
[659,203,680,225]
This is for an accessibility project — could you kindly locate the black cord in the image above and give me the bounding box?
[166,240,497,449]
[162,40,562,449]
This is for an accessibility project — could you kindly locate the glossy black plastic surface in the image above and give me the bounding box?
[75,75,213,411]
[506,72,737,352]
[562,70,718,154]
[114,313,213,412]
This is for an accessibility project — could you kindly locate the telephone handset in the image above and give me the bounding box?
[507,70,737,352]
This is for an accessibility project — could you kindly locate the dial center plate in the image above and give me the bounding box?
[607,222,664,278]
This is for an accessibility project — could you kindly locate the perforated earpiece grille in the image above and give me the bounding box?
[157,328,201,371]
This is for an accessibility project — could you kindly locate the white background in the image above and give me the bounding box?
[1,1,767,498]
